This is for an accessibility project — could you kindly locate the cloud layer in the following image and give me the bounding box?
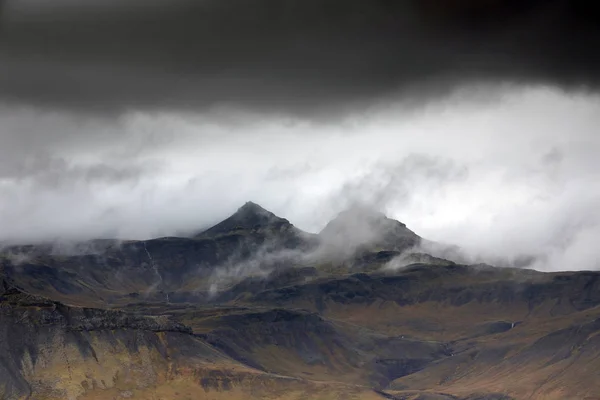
[0,1,599,272]
[0,0,599,114]
[1,86,598,272]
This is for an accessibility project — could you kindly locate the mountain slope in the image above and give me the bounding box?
[0,202,320,308]
[0,275,401,400]
[2,202,600,399]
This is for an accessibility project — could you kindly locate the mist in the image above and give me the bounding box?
[1,85,598,272]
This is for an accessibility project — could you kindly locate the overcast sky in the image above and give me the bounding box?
[0,0,599,272]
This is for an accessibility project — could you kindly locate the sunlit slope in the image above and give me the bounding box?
[0,277,401,400]
[390,305,600,399]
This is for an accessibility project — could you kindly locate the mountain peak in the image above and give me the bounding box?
[319,205,420,255]
[334,205,391,225]
[238,201,268,214]
[233,201,284,223]
[197,201,291,237]
[323,205,407,232]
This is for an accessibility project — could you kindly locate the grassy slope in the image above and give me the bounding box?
[6,251,600,398]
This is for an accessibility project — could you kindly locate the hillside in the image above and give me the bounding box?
[1,202,600,399]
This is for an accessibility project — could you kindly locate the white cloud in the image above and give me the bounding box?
[0,85,599,272]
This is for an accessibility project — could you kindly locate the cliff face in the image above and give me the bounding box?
[2,203,600,399]
[0,277,197,400]
[0,276,415,400]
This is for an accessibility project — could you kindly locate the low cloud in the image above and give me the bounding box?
[0,86,598,273]
[207,246,306,297]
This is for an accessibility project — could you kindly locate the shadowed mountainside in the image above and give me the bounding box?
[0,276,403,400]
[0,202,318,307]
[1,202,600,399]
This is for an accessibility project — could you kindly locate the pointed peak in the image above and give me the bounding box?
[232,201,281,222]
[198,202,290,237]
[237,201,269,214]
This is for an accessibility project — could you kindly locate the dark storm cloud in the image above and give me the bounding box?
[0,0,599,114]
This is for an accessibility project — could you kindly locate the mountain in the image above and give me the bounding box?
[1,202,600,399]
[318,205,421,259]
[0,276,391,400]
[197,201,292,236]
[196,200,318,264]
[0,202,317,307]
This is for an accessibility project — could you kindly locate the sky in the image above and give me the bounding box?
[0,0,599,272]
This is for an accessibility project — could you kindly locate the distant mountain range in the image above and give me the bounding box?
[1,202,600,399]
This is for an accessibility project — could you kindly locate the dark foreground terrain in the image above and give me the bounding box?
[2,202,600,400]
